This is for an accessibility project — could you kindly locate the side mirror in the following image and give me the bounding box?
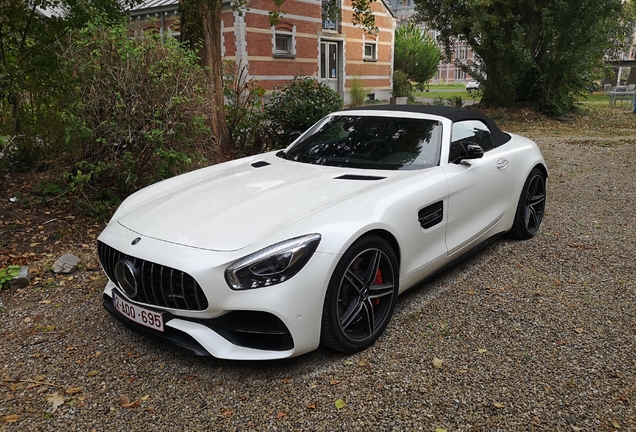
[288,130,303,144]
[463,143,484,160]
[452,141,484,164]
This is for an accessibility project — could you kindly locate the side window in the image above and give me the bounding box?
[449,120,494,163]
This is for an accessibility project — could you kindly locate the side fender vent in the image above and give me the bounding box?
[418,201,444,229]
[251,161,270,168]
[334,174,386,181]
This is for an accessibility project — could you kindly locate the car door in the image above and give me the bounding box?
[442,120,516,256]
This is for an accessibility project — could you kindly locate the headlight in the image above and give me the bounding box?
[225,234,321,290]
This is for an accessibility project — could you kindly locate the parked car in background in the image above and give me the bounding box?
[466,80,480,90]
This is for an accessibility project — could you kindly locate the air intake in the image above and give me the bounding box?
[334,174,386,181]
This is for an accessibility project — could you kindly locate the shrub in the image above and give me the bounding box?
[266,77,342,148]
[392,70,412,98]
[223,61,269,157]
[59,17,213,191]
[349,76,367,108]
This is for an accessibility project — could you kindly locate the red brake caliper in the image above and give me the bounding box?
[372,268,382,306]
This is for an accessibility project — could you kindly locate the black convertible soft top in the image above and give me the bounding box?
[345,104,511,147]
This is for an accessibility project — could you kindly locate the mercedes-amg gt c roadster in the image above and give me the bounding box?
[98,105,547,360]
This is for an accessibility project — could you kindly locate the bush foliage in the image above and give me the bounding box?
[266,77,343,148]
[392,70,413,98]
[60,18,213,179]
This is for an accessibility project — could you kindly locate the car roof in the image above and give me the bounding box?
[342,104,511,147]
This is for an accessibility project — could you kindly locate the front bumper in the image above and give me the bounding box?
[98,224,338,360]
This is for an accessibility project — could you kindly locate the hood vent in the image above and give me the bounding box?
[251,161,270,168]
[334,174,386,181]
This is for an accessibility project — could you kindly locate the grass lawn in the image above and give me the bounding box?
[411,89,630,110]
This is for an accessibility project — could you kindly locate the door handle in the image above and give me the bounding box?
[496,158,509,169]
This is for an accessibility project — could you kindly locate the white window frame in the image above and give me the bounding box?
[364,43,376,60]
[363,35,378,62]
[272,26,296,58]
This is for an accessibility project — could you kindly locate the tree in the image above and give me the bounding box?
[413,0,636,114]
[180,0,232,161]
[394,22,440,86]
[180,0,379,160]
[0,0,137,135]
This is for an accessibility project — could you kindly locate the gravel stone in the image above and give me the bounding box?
[1,135,635,430]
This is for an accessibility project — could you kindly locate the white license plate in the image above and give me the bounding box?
[112,290,165,332]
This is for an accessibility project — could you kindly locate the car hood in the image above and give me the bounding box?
[117,155,397,251]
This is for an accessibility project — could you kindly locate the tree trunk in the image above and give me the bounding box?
[182,0,233,161]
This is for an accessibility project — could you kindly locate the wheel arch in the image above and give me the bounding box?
[534,162,548,179]
[362,229,401,269]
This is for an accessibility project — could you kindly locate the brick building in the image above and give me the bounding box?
[130,0,396,103]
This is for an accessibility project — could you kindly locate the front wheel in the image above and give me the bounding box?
[509,167,546,239]
[320,235,399,353]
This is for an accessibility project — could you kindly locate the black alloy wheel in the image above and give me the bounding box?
[510,167,546,239]
[321,235,398,353]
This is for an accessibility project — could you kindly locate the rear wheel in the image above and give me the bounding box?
[321,235,398,353]
[509,167,546,239]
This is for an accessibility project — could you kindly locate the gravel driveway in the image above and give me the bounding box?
[1,133,635,431]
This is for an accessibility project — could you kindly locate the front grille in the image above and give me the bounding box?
[98,241,209,311]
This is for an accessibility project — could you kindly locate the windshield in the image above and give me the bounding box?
[281,115,442,170]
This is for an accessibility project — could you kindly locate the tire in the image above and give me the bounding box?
[509,167,546,239]
[320,235,399,353]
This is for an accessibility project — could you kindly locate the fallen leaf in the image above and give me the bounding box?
[222,408,233,418]
[122,400,140,409]
[329,379,339,385]
[275,411,287,419]
[3,414,19,423]
[119,396,140,409]
[40,300,52,304]
[141,395,150,401]
[309,383,318,389]
[334,399,346,409]
[478,348,488,354]
[85,370,99,377]
[574,328,584,334]
[358,360,367,366]
[611,419,621,429]
[571,426,582,432]
[65,387,83,395]
[47,392,64,412]
[283,378,293,384]
[144,406,155,412]
[432,357,444,368]
[344,360,353,365]
[493,402,504,408]
[435,429,448,432]
[307,403,316,410]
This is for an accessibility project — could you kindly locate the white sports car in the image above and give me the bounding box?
[98,105,547,360]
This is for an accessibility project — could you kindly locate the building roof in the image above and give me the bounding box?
[130,0,179,16]
[133,0,178,9]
